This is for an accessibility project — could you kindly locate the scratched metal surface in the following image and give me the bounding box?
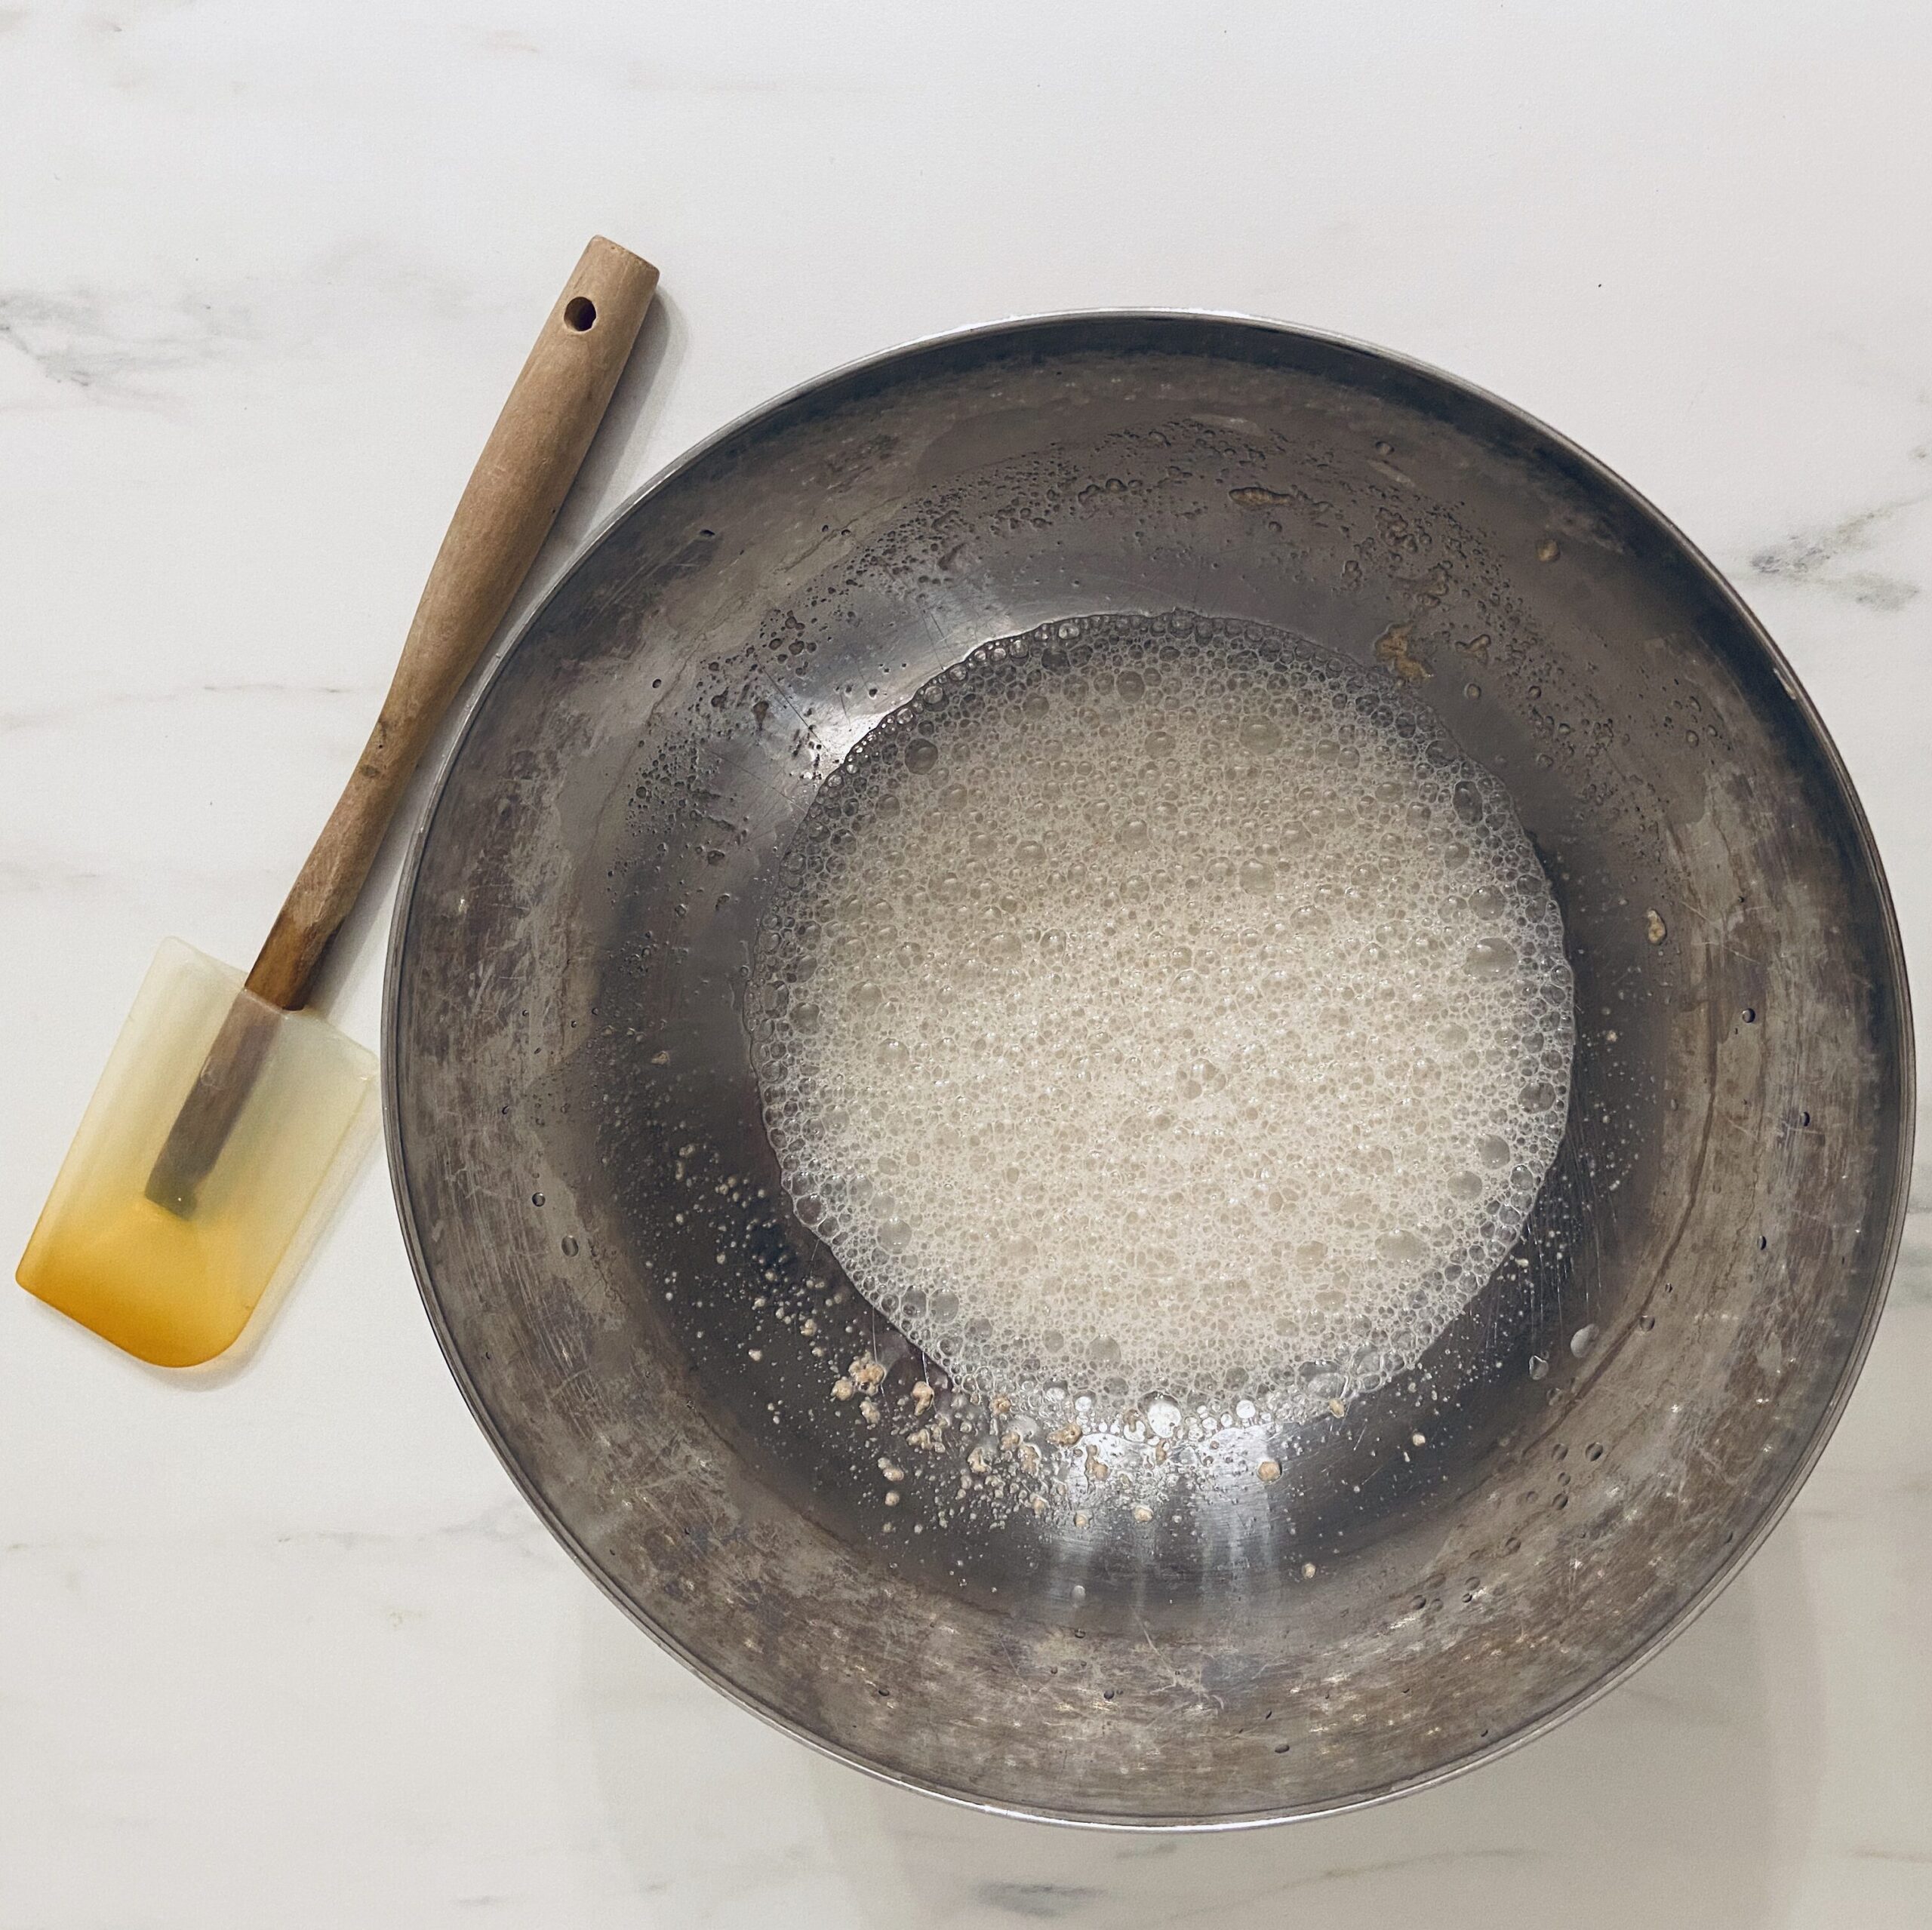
[384,315,1911,1825]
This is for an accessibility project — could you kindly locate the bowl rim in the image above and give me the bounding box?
[381,307,1915,1830]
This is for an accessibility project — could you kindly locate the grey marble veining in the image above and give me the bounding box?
[0,284,259,398]
[1750,493,1928,612]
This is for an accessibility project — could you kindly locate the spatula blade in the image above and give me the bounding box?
[17,939,377,1367]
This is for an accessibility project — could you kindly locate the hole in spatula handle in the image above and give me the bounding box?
[563,296,597,331]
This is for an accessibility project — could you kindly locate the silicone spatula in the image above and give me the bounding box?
[17,236,658,1367]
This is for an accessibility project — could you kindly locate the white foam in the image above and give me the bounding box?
[750,614,1574,1422]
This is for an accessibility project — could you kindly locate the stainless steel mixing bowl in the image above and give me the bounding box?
[384,314,1912,1826]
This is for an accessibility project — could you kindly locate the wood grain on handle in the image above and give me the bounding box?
[246,236,658,1010]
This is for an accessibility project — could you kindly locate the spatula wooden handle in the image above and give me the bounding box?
[245,236,658,1010]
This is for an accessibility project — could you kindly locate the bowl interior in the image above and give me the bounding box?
[388,315,1909,1824]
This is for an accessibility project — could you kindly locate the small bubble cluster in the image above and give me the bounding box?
[749,613,1574,1421]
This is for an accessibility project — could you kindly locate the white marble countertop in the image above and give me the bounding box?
[5,4,1930,1923]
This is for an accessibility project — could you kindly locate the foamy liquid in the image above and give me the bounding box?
[749,613,1574,1421]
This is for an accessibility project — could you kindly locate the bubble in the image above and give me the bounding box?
[1463,937,1517,977]
[1146,1396,1183,1437]
[905,739,940,774]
